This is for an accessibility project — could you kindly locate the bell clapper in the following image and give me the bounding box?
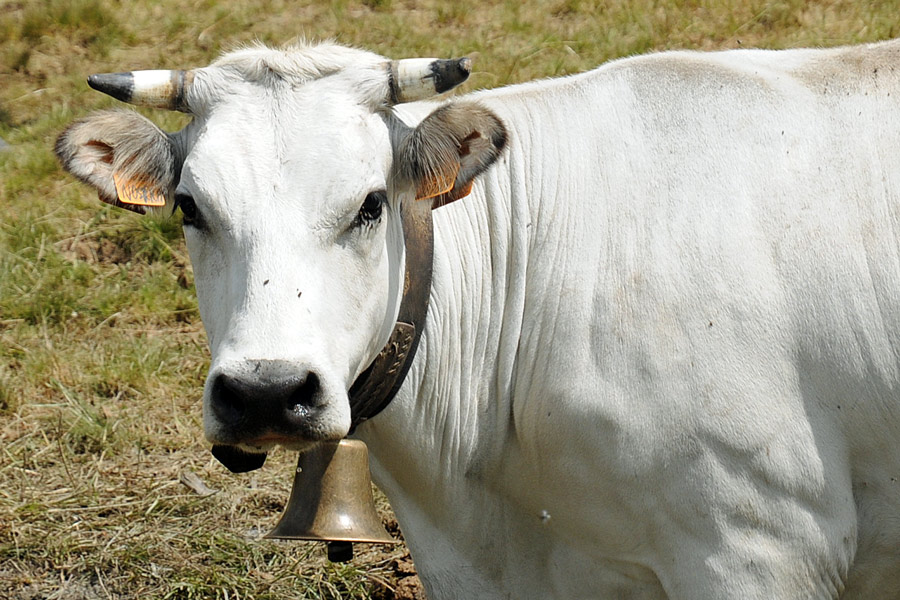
[327,540,354,562]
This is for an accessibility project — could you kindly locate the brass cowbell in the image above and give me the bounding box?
[265,439,398,562]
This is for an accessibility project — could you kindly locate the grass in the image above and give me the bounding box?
[2,0,899,598]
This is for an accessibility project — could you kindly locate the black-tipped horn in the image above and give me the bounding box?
[389,57,472,104]
[87,69,193,113]
[431,57,472,93]
[87,73,135,104]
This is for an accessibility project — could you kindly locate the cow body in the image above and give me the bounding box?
[56,40,900,598]
[364,41,900,599]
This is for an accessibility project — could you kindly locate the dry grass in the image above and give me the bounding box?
[2,0,899,598]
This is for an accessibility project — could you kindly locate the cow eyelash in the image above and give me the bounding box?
[354,190,386,228]
[174,193,200,228]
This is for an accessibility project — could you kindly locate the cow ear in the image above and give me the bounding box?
[55,109,178,215]
[399,102,507,209]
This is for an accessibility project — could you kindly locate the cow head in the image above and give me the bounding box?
[56,43,506,471]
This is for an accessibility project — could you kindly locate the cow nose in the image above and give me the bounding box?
[210,363,321,434]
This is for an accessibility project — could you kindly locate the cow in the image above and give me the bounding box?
[55,38,900,599]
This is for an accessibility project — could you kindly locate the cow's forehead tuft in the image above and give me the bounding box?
[209,41,387,88]
[185,41,393,114]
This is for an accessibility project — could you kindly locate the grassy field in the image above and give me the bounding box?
[2,0,899,598]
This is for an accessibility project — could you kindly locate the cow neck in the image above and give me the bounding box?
[347,196,433,431]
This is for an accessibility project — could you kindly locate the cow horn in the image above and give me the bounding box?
[87,69,194,113]
[388,57,472,104]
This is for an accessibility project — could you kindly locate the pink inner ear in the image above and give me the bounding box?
[457,131,481,157]
[84,140,114,165]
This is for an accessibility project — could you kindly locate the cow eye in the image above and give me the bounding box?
[355,190,385,227]
[175,193,200,227]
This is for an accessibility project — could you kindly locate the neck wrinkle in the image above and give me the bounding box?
[360,111,531,512]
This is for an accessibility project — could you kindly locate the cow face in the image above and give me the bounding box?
[182,81,398,456]
[55,44,506,470]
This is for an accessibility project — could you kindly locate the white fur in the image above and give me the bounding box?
[63,39,900,598]
[368,40,900,599]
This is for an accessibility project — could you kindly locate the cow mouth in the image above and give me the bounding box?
[210,432,340,473]
[211,444,268,473]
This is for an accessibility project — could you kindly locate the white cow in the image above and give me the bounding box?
[56,39,900,599]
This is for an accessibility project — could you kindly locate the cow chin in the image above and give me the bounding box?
[208,422,348,473]
[206,406,350,473]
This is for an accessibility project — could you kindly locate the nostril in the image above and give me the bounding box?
[285,372,320,416]
[211,374,247,425]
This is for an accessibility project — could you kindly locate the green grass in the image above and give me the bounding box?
[2,0,900,598]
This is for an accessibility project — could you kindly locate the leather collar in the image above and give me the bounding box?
[347,196,434,431]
